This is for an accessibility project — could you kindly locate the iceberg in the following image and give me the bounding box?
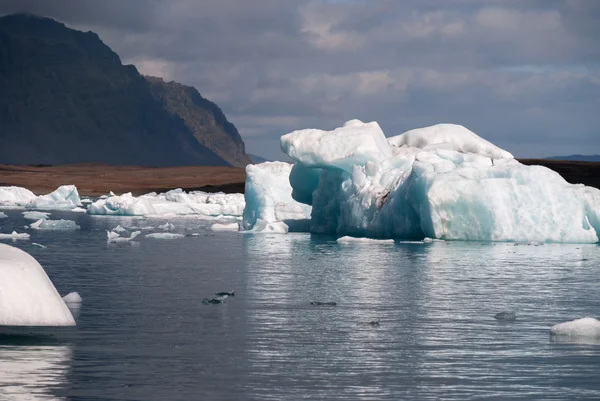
[145,233,185,239]
[266,119,600,243]
[0,231,30,240]
[0,243,75,326]
[87,189,245,218]
[107,230,141,243]
[242,162,312,233]
[23,211,51,220]
[550,317,600,338]
[0,185,82,210]
[62,292,82,304]
[211,222,240,231]
[30,218,80,230]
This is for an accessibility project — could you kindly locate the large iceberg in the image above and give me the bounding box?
[87,189,244,217]
[0,243,75,326]
[242,162,312,233]
[243,120,600,243]
[0,185,82,210]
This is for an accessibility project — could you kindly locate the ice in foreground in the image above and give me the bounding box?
[550,318,600,338]
[0,231,30,240]
[107,230,141,243]
[252,119,600,243]
[0,185,82,209]
[62,292,82,304]
[0,212,7,219]
[145,233,185,239]
[87,189,245,217]
[0,243,75,326]
[30,218,80,230]
[23,211,51,220]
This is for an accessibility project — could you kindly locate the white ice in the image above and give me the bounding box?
[145,233,185,239]
[0,212,7,219]
[0,243,75,326]
[272,119,600,243]
[158,222,175,231]
[62,292,82,304]
[0,185,82,210]
[107,230,141,243]
[0,231,30,240]
[71,207,87,213]
[550,317,600,338]
[336,236,394,244]
[243,162,311,233]
[23,211,51,220]
[211,223,240,231]
[87,188,245,218]
[30,218,80,230]
[112,225,127,233]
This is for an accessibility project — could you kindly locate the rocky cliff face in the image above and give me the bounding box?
[0,14,250,167]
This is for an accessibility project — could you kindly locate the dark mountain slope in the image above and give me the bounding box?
[0,14,248,166]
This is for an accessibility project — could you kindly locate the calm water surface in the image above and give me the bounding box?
[0,209,599,400]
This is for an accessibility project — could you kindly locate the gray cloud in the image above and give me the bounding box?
[1,0,598,159]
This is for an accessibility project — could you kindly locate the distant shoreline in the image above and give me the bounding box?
[1,159,599,197]
[0,164,246,196]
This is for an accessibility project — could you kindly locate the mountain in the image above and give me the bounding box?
[0,13,250,167]
[546,155,600,162]
[249,153,271,164]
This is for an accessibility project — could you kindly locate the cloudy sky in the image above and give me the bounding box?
[2,0,599,159]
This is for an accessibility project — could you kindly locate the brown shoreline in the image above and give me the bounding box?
[1,159,599,197]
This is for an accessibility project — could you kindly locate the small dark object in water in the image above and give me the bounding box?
[494,311,516,321]
[202,298,223,305]
[215,291,235,297]
[310,301,337,306]
[369,318,380,326]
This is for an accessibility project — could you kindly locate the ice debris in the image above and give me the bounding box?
[211,223,239,231]
[336,236,394,244]
[145,233,185,239]
[31,243,47,249]
[30,218,80,230]
[550,317,600,338]
[23,211,51,220]
[0,212,7,219]
[0,243,76,326]
[62,292,82,304]
[158,222,175,231]
[0,185,82,210]
[87,189,245,217]
[107,230,141,243]
[0,231,30,240]
[240,119,600,243]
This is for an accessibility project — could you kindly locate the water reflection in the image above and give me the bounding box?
[0,342,72,400]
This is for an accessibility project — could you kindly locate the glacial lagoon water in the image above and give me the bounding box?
[1,209,600,400]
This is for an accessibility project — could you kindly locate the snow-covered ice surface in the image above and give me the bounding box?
[0,231,30,240]
[23,211,51,220]
[87,189,245,218]
[0,185,82,210]
[0,243,75,326]
[62,292,82,304]
[243,162,311,233]
[145,233,185,239]
[265,119,600,243]
[550,317,600,338]
[211,223,240,232]
[30,218,80,230]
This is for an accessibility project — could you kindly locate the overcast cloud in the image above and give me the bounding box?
[2,0,599,159]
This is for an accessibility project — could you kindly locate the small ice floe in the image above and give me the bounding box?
[158,222,175,231]
[31,243,47,249]
[336,236,394,244]
[423,237,445,243]
[550,317,600,339]
[62,292,82,304]
[0,211,7,219]
[0,231,30,240]
[112,225,127,233]
[71,207,87,213]
[30,218,80,230]
[107,230,141,243]
[211,223,239,232]
[494,311,517,321]
[310,301,337,306]
[145,233,185,239]
[22,211,51,220]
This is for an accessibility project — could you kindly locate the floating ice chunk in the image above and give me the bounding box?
[211,223,239,231]
[550,317,600,338]
[112,225,127,233]
[0,212,7,219]
[0,186,37,207]
[145,233,185,239]
[243,162,311,233]
[107,230,141,243]
[423,237,445,243]
[158,222,175,231]
[281,119,392,171]
[0,231,30,240]
[71,207,87,213]
[336,236,394,244]
[27,185,82,209]
[31,243,47,249]
[242,219,289,234]
[23,211,51,220]
[0,243,75,326]
[30,218,80,230]
[62,292,82,304]
[388,124,513,160]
